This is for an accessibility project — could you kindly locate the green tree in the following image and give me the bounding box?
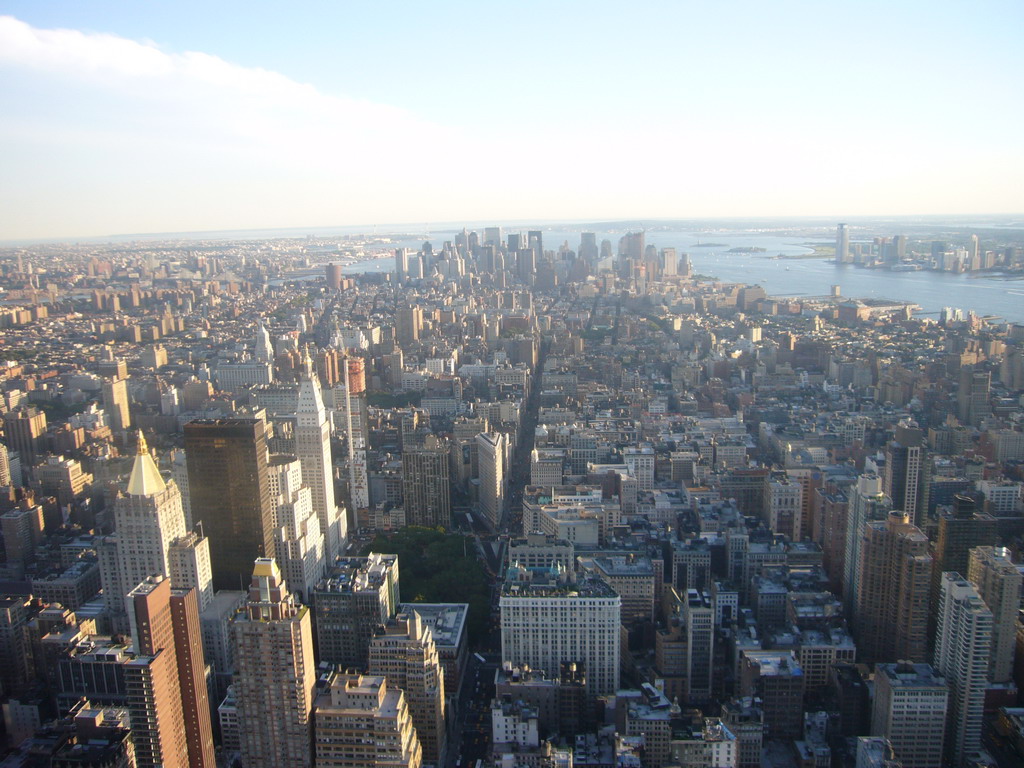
[362,527,491,645]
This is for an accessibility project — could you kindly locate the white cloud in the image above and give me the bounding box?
[0,14,1020,239]
[0,15,483,236]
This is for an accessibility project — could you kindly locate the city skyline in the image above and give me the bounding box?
[2,2,1023,240]
[4,4,1024,766]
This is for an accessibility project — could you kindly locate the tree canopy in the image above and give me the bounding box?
[362,527,491,646]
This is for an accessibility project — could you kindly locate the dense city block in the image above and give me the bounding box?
[1,222,1024,768]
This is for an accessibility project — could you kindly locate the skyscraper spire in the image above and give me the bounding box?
[127,430,166,496]
[301,346,314,379]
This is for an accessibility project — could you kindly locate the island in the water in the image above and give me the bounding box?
[727,246,767,253]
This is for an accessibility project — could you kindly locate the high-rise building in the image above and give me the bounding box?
[0,596,35,698]
[102,377,132,435]
[661,247,678,276]
[231,559,317,768]
[296,357,345,560]
[313,672,422,768]
[324,263,344,290]
[499,565,621,697]
[933,573,993,767]
[394,248,410,284]
[397,307,423,346]
[313,553,400,669]
[35,454,92,507]
[527,229,543,253]
[835,223,850,264]
[168,529,214,612]
[842,474,891,611]
[477,432,506,529]
[268,455,325,602]
[968,546,1024,683]
[738,652,805,741]
[341,356,370,514]
[871,662,947,768]
[957,367,991,427]
[618,231,645,261]
[579,232,598,264]
[685,589,715,703]
[0,441,11,486]
[401,436,451,528]
[929,495,997,640]
[255,321,274,364]
[2,407,46,470]
[184,419,276,591]
[855,512,932,663]
[763,475,803,541]
[101,432,187,617]
[125,577,215,768]
[1,501,44,571]
[368,612,447,764]
[883,421,929,527]
[481,226,502,247]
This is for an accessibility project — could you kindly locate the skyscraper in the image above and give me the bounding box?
[957,366,991,427]
[102,376,132,435]
[967,546,1023,683]
[231,559,317,768]
[168,529,214,612]
[500,566,621,697]
[527,230,543,259]
[835,223,850,264]
[184,419,276,591]
[685,589,715,703]
[933,573,992,767]
[476,432,506,529]
[883,421,929,527]
[928,494,997,641]
[368,612,447,764]
[342,355,370,514]
[125,577,215,768]
[101,432,187,617]
[579,232,598,264]
[855,512,932,663]
[842,474,891,611]
[738,652,805,741]
[397,306,423,346]
[483,226,502,247]
[296,358,345,560]
[268,455,325,602]
[254,321,274,365]
[871,662,948,768]
[313,553,400,669]
[394,248,410,284]
[2,407,46,470]
[401,436,451,528]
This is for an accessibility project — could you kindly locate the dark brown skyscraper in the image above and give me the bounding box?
[126,577,215,768]
[170,586,216,768]
[184,418,275,590]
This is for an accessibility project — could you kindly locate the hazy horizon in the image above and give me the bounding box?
[5,213,1024,248]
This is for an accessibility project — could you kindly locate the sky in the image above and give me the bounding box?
[1,1,1022,240]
